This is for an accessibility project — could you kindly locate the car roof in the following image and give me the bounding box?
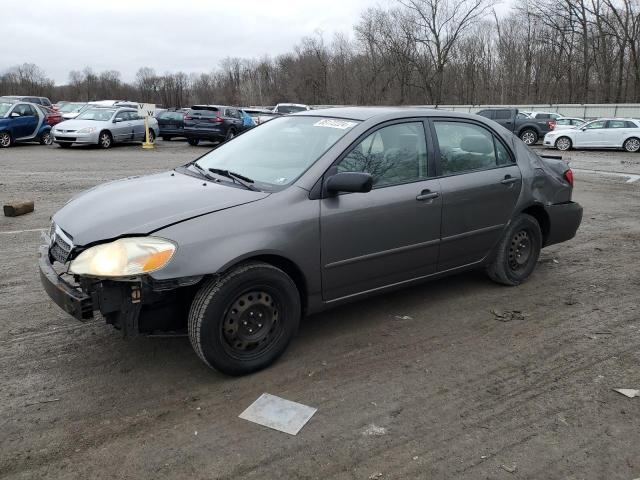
[292,106,484,122]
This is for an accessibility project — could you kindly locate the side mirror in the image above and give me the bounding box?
[326,172,373,194]
[10,112,19,118]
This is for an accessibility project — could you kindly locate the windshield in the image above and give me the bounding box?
[194,116,359,189]
[277,105,307,114]
[0,102,12,117]
[76,108,115,121]
[58,103,85,113]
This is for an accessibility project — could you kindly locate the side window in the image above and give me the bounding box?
[12,104,26,116]
[337,122,429,188]
[626,121,638,128]
[434,121,511,175]
[476,110,492,119]
[114,111,128,122]
[585,120,606,129]
[556,119,569,126]
[608,120,627,129]
[495,109,511,120]
[26,105,37,116]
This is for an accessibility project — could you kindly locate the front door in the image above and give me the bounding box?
[111,111,134,142]
[11,103,39,138]
[431,119,522,271]
[574,120,607,147]
[321,120,442,301]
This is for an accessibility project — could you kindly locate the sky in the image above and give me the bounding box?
[3,0,379,85]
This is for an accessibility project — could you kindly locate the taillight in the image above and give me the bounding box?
[214,116,223,123]
[564,168,574,186]
[184,115,192,120]
[548,120,556,130]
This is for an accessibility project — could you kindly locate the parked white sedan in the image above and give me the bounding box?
[544,118,640,152]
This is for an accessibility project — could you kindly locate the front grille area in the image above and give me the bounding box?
[54,136,77,142]
[50,234,72,264]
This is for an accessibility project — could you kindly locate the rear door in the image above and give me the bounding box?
[320,120,442,301]
[431,118,522,271]
[492,109,516,131]
[606,119,632,146]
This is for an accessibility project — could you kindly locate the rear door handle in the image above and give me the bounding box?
[416,190,440,201]
[501,175,518,185]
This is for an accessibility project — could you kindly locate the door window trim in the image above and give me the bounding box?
[428,117,517,178]
[312,118,436,199]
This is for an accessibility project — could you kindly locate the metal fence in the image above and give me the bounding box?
[424,104,640,119]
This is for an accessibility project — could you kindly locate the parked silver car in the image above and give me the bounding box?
[52,106,159,148]
[39,107,582,375]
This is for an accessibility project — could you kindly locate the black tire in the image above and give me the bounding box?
[187,138,199,146]
[0,131,12,148]
[555,136,572,151]
[98,130,113,149]
[623,137,640,152]
[147,129,156,143]
[39,130,53,146]
[225,129,235,141]
[57,143,72,149]
[486,214,542,286]
[519,129,538,145]
[188,262,301,375]
[162,136,171,141]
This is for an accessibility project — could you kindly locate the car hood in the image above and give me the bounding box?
[54,119,107,130]
[53,170,269,246]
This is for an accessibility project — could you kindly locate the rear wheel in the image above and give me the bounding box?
[520,129,538,145]
[0,131,12,148]
[188,262,301,375]
[486,214,542,286]
[98,131,113,149]
[555,136,572,151]
[187,138,199,146]
[147,129,155,143]
[225,129,235,141]
[623,137,640,152]
[39,130,53,146]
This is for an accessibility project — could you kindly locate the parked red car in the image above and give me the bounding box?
[40,106,63,126]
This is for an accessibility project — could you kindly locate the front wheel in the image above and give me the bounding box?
[187,138,199,146]
[0,131,12,148]
[555,136,572,151]
[486,214,542,286]
[98,131,113,149]
[188,262,301,375]
[147,129,155,143]
[520,129,538,145]
[623,137,640,152]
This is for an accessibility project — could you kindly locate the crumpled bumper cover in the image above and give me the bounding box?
[38,244,93,320]
[544,201,583,246]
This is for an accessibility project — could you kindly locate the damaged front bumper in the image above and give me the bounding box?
[39,237,203,336]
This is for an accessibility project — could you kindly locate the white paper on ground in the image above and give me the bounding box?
[239,393,317,435]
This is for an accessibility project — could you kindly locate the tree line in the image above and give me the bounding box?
[2,0,640,107]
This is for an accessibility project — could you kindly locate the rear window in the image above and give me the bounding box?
[158,111,184,120]
[188,110,218,118]
[276,105,307,114]
[191,106,219,112]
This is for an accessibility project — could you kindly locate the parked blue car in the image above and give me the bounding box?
[0,98,52,147]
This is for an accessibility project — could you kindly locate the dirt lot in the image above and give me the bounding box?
[1,141,639,480]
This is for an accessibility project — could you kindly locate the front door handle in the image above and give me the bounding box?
[416,190,440,201]
[501,175,518,185]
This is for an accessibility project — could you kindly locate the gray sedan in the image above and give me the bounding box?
[39,107,582,375]
[52,106,159,148]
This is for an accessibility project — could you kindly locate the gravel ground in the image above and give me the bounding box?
[0,140,639,480]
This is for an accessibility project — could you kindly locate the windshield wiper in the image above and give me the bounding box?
[208,168,259,191]
[188,161,218,182]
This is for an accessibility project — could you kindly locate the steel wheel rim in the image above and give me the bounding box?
[508,230,532,271]
[625,138,639,152]
[522,131,535,145]
[221,289,282,359]
[556,138,570,150]
[100,134,111,148]
[0,132,10,147]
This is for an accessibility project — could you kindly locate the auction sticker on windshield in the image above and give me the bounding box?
[313,119,358,129]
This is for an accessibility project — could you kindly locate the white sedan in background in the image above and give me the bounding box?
[554,117,586,130]
[544,118,640,152]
